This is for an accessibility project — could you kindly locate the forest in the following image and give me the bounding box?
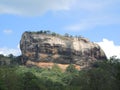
[0,54,120,90]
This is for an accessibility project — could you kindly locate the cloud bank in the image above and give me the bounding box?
[0,0,76,16]
[1,0,119,31]
[65,0,120,31]
[97,39,120,59]
[0,47,21,56]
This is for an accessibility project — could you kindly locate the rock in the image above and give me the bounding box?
[20,31,107,68]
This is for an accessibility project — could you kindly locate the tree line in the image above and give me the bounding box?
[25,30,84,39]
[0,54,120,90]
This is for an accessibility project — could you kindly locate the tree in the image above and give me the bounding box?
[22,72,45,90]
[52,32,56,36]
[0,54,4,58]
[46,30,51,34]
[64,33,69,37]
[52,64,62,73]
[8,54,14,59]
[66,64,78,73]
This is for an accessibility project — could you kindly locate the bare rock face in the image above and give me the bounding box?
[20,31,107,68]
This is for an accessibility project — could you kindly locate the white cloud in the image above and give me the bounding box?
[3,30,13,34]
[0,0,76,16]
[97,39,120,59]
[0,45,21,56]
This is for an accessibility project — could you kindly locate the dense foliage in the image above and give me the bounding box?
[0,54,120,90]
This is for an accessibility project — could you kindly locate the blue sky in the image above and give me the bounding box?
[0,0,120,58]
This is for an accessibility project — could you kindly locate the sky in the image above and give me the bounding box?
[0,0,120,59]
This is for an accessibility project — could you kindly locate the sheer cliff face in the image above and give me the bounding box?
[20,32,107,67]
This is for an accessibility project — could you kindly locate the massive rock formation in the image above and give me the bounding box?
[20,31,107,68]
